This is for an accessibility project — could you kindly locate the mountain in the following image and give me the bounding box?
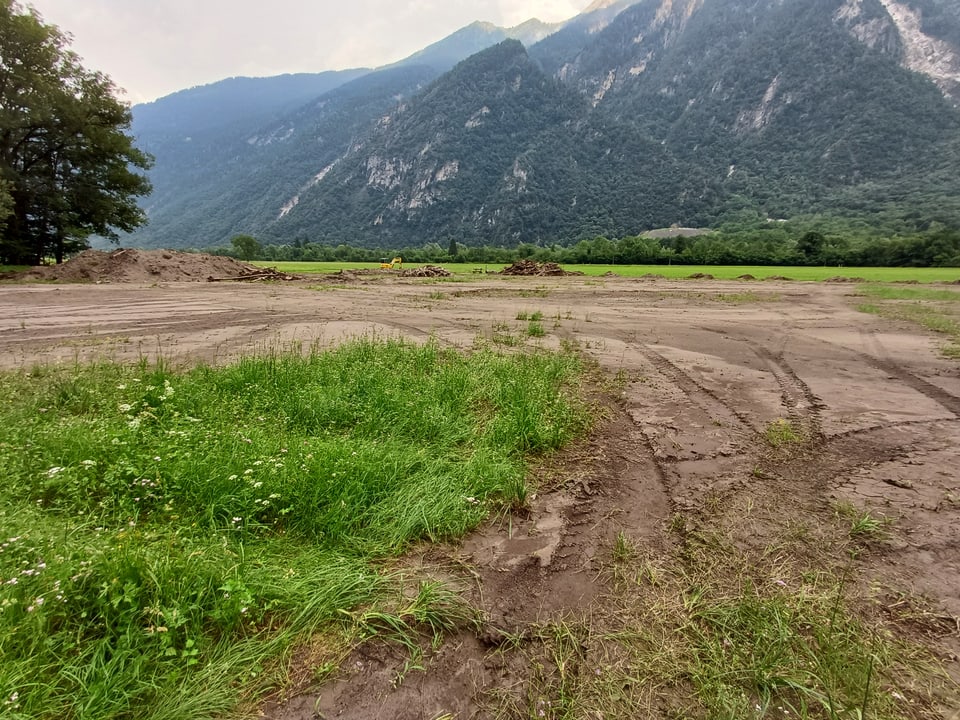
[132,70,370,227]
[126,0,960,250]
[390,19,564,73]
[127,17,569,248]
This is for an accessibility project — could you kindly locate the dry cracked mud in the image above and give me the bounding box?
[1,275,958,718]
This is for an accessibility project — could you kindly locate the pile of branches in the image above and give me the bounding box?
[500,260,582,276]
[207,267,299,282]
[400,265,451,278]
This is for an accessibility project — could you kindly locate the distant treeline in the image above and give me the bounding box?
[198,224,960,268]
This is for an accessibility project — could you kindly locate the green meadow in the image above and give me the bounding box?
[253,261,960,283]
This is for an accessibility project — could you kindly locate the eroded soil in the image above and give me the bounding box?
[1,275,958,718]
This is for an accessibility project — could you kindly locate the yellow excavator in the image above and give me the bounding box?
[380,256,403,269]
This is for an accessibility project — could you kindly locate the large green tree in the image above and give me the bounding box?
[0,1,151,264]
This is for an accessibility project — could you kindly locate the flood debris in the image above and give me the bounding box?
[500,259,583,276]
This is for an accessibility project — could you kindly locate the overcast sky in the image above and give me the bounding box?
[26,1,589,104]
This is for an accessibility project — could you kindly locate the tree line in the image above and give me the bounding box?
[208,225,960,268]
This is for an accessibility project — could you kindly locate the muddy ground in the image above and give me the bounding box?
[1,275,959,718]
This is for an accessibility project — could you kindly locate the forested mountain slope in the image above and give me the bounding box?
[126,0,960,249]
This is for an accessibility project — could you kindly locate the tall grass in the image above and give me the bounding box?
[0,339,587,718]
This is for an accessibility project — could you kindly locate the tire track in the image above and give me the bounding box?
[857,329,960,417]
[747,343,824,440]
[826,416,960,443]
[639,345,760,434]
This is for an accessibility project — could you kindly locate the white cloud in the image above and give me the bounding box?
[25,0,590,103]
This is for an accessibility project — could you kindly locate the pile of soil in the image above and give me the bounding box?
[14,248,269,283]
[400,265,451,278]
[764,275,793,281]
[688,272,714,280]
[736,274,757,281]
[500,260,582,276]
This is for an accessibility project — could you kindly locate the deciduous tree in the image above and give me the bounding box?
[0,1,152,264]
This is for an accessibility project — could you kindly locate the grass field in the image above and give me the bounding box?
[253,261,960,283]
[0,339,587,719]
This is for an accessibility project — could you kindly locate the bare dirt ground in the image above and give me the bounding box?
[2,273,959,718]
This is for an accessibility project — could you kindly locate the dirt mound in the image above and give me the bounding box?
[13,248,269,283]
[400,265,451,278]
[736,274,757,281]
[764,275,793,281]
[500,260,583,276]
[688,272,714,280]
[823,276,867,283]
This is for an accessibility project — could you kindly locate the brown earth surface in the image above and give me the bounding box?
[1,274,959,718]
[6,248,267,283]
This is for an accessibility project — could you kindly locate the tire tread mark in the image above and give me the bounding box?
[748,344,824,439]
[825,417,960,443]
[639,345,760,434]
[859,329,960,417]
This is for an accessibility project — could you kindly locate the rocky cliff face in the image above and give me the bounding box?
[878,0,960,102]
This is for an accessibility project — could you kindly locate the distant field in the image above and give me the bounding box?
[253,261,960,283]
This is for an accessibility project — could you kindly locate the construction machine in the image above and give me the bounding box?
[380,256,403,269]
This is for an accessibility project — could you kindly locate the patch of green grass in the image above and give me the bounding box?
[518,286,550,298]
[859,285,960,302]
[713,291,776,303]
[765,418,803,447]
[482,560,925,720]
[681,578,888,718]
[559,265,960,282]
[254,262,960,283]
[857,291,960,359]
[492,332,521,347]
[834,501,891,541]
[527,321,546,338]
[0,339,587,718]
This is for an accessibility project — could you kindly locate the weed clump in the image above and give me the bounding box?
[765,418,803,447]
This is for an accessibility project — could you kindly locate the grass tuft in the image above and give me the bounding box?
[765,418,803,447]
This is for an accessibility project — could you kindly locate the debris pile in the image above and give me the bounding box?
[688,272,715,280]
[736,274,757,281]
[207,267,299,282]
[400,265,451,278]
[12,248,279,283]
[763,275,793,281]
[499,260,583,276]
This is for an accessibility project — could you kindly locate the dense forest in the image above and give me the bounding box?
[203,221,960,268]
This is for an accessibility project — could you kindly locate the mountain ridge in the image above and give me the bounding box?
[125,0,960,250]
